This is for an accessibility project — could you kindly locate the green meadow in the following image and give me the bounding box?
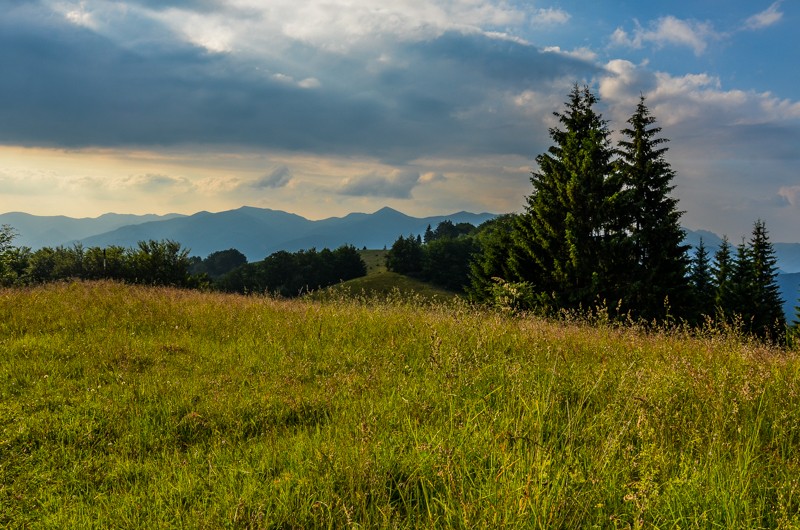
[2,281,800,528]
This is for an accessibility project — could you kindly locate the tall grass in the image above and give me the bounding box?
[1,281,799,528]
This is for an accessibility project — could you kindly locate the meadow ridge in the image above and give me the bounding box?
[2,281,800,528]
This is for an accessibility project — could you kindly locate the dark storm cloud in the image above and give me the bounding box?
[0,4,599,161]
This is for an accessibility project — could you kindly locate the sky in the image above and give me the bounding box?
[1,0,799,241]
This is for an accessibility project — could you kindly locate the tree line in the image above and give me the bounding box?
[385,220,479,291]
[215,246,366,296]
[0,226,366,297]
[0,234,201,288]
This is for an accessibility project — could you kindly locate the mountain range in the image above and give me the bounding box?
[0,206,496,261]
[2,206,798,319]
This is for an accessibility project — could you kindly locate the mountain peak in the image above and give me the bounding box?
[373,206,403,215]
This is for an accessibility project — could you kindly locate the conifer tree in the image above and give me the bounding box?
[511,85,615,310]
[793,303,800,345]
[727,238,755,328]
[689,239,715,322]
[615,96,690,320]
[423,225,434,244]
[712,236,734,320]
[748,220,785,339]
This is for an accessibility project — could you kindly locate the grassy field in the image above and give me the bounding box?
[2,281,800,528]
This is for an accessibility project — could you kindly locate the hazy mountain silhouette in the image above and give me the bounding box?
[0,211,185,249]
[71,206,496,261]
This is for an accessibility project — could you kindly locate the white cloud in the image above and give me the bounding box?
[533,8,571,26]
[744,1,783,30]
[600,59,800,129]
[598,59,655,104]
[543,46,597,61]
[611,16,716,55]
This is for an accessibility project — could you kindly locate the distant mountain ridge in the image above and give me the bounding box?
[0,211,186,249]
[2,206,496,261]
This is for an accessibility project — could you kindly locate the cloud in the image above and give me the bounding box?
[253,166,292,189]
[543,46,598,62]
[339,170,423,199]
[419,172,446,184]
[599,59,800,130]
[599,59,658,103]
[744,1,783,30]
[122,173,194,192]
[140,0,534,55]
[611,16,717,55]
[779,186,800,208]
[0,4,598,163]
[0,168,60,196]
[60,1,98,29]
[533,8,571,26]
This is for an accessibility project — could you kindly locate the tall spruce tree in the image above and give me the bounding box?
[689,239,715,322]
[510,85,615,311]
[748,220,785,339]
[615,96,690,321]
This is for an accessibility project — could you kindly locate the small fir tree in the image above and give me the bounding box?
[689,239,715,322]
[727,238,755,329]
[748,220,785,339]
[793,302,800,345]
[423,224,434,244]
[712,236,734,320]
